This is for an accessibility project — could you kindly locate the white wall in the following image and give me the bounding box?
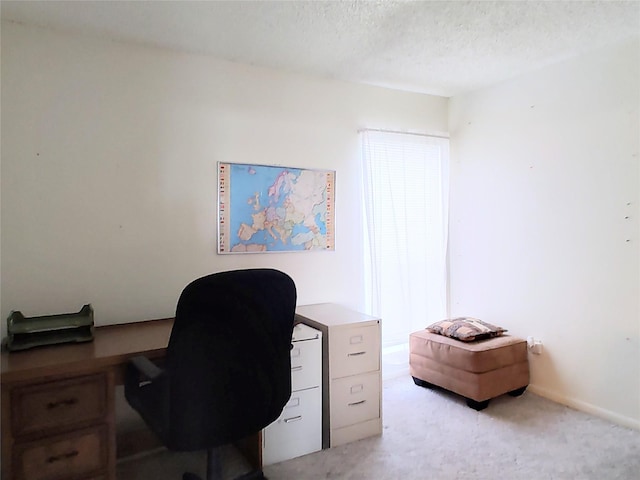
[449,39,640,429]
[6,21,636,431]
[0,22,448,340]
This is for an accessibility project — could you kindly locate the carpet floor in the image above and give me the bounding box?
[117,375,640,479]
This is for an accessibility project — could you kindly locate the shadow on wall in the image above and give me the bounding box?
[382,343,410,380]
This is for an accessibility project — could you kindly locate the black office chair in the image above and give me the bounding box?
[125,269,297,480]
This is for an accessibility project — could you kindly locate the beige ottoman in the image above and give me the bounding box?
[409,330,529,410]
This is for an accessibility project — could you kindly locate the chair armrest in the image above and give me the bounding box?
[125,355,167,401]
[124,355,170,439]
[129,355,164,381]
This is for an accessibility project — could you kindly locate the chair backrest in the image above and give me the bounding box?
[165,269,296,450]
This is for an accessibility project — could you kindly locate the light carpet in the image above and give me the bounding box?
[117,375,640,479]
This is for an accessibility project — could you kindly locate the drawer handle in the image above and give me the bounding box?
[47,398,78,409]
[47,450,79,463]
[284,415,302,423]
[291,366,303,372]
[348,351,366,357]
[348,400,366,407]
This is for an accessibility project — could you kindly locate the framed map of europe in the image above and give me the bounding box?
[218,162,335,253]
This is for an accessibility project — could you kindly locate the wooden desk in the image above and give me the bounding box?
[1,318,261,480]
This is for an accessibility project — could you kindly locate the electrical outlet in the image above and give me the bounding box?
[527,336,543,355]
[531,341,543,355]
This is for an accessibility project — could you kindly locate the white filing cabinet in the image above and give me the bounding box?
[295,303,382,448]
[262,323,322,465]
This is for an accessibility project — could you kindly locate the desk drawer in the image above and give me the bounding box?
[11,374,108,437]
[13,425,108,480]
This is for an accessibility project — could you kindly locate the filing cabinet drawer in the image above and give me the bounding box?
[290,338,321,392]
[12,374,108,437]
[331,372,380,429]
[263,386,322,465]
[330,325,380,379]
[296,304,382,448]
[14,425,108,480]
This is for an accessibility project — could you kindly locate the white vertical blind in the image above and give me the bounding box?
[361,130,449,348]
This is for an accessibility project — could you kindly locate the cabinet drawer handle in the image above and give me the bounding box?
[348,351,366,357]
[284,415,302,423]
[348,400,366,407]
[47,398,78,409]
[291,366,303,372]
[47,450,79,463]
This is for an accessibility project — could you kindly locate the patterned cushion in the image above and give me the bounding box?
[426,317,507,342]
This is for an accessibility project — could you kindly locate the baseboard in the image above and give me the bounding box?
[528,383,640,431]
[382,343,409,381]
[382,366,409,381]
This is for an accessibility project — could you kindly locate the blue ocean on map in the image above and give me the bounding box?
[228,163,320,251]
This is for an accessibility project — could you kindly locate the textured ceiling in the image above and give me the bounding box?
[2,0,639,97]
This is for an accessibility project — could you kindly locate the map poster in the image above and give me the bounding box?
[218,162,335,254]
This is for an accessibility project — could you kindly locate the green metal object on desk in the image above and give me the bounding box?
[5,304,94,351]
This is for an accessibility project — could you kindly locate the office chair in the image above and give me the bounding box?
[125,269,297,480]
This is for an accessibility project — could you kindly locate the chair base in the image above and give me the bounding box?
[182,447,267,480]
[182,472,265,480]
[235,471,267,479]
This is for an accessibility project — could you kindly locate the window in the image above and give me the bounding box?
[361,129,449,375]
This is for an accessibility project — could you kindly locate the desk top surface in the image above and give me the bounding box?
[1,318,173,384]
